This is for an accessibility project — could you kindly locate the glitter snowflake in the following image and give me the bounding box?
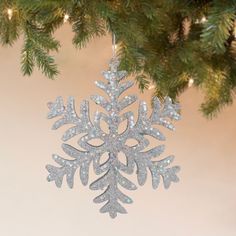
[46,58,181,218]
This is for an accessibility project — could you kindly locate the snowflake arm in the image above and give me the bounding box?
[46,143,93,188]
[90,164,136,218]
[47,96,79,131]
[151,155,180,189]
[150,97,181,130]
[46,97,101,187]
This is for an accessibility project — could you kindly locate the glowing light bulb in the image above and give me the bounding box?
[188,78,194,87]
[195,16,207,24]
[63,14,69,23]
[200,16,207,23]
[7,8,13,20]
[148,84,155,90]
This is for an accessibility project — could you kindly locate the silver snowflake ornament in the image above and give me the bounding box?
[46,57,181,218]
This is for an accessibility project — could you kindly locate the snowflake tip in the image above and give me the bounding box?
[100,201,127,218]
[46,172,52,182]
[173,166,181,173]
[45,164,63,188]
[162,165,180,189]
[47,96,65,119]
[47,102,53,109]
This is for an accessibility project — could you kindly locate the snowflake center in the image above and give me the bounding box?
[106,134,123,153]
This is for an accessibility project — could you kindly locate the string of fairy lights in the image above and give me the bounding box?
[4,8,209,89]
[5,7,70,22]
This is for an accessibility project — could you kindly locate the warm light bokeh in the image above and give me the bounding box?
[0,25,236,236]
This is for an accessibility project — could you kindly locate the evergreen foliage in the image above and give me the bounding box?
[0,0,236,117]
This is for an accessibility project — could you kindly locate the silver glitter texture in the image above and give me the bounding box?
[46,57,181,218]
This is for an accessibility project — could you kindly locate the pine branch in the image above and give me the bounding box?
[135,74,150,92]
[0,0,235,117]
[201,1,236,54]
[21,37,34,76]
[21,22,59,78]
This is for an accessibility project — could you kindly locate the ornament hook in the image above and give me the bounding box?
[112,33,117,58]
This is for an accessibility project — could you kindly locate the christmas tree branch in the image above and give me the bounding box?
[0,0,236,117]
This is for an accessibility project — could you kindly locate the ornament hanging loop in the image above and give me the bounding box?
[109,33,119,72]
[112,33,116,58]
